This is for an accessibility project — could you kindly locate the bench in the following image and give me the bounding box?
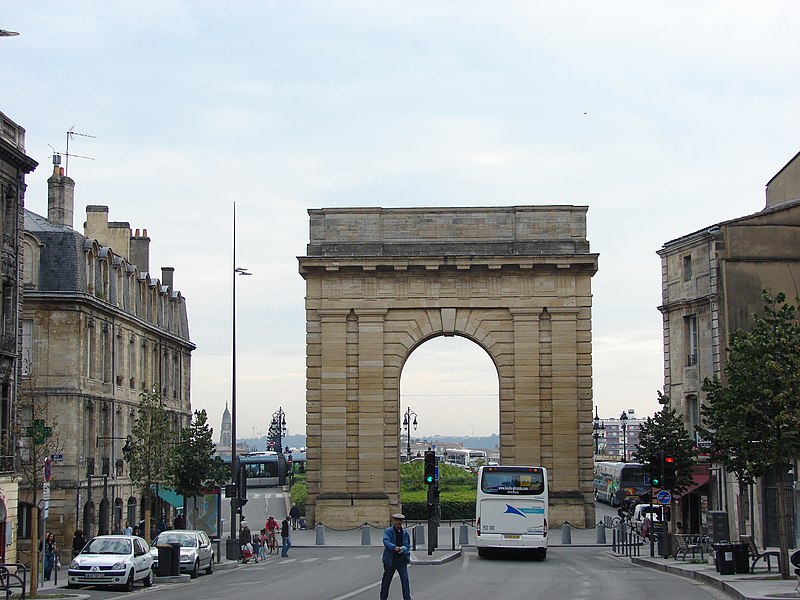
[674,534,704,561]
[741,535,781,573]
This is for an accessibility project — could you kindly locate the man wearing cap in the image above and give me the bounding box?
[380,513,412,600]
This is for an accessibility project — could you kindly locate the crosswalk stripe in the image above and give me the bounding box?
[327,556,344,561]
[301,558,319,563]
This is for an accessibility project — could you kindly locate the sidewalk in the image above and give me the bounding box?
[633,553,799,600]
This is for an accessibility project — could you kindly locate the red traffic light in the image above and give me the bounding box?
[664,456,675,464]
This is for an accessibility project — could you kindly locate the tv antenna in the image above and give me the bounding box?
[60,126,96,176]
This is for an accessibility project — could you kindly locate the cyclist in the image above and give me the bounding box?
[265,515,279,554]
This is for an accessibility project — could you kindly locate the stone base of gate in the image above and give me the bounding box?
[550,491,595,528]
[314,492,392,528]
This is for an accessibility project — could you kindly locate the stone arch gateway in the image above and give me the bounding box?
[298,206,598,528]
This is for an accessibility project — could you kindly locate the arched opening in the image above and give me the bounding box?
[113,498,124,532]
[401,335,499,462]
[127,496,137,529]
[98,497,110,535]
[82,501,95,539]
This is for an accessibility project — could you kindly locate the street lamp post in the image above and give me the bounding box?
[592,407,605,455]
[229,202,251,555]
[402,408,418,462]
[269,408,287,454]
[620,411,629,462]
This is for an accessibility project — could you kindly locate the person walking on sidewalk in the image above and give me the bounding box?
[71,529,86,558]
[289,504,301,530]
[280,516,291,557]
[380,513,412,600]
[40,532,58,581]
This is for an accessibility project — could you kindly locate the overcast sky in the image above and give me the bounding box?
[4,2,800,439]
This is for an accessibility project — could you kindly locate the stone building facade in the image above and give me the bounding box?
[658,151,800,545]
[0,111,37,563]
[299,206,598,528]
[18,160,194,563]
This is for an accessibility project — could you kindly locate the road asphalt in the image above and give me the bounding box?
[36,522,799,600]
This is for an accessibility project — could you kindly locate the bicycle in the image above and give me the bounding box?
[266,531,278,554]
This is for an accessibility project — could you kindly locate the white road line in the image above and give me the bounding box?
[354,554,372,559]
[327,556,344,561]
[329,580,382,600]
[300,557,319,563]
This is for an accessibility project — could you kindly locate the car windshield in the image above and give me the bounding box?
[154,533,196,547]
[83,538,131,555]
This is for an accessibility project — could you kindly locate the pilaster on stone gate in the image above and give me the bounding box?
[299,206,598,528]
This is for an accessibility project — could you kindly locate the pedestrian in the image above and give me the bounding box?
[380,513,412,600]
[259,529,268,560]
[41,532,58,581]
[280,515,291,557]
[71,529,86,558]
[122,520,133,535]
[112,522,122,535]
[266,515,279,553]
[289,504,301,530]
[239,519,253,563]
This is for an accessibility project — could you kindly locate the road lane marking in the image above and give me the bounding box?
[300,557,319,563]
[327,556,344,561]
[329,580,382,600]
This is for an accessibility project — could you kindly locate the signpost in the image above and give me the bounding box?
[42,457,53,585]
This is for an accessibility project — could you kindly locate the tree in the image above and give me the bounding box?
[633,393,698,496]
[123,390,174,543]
[170,409,229,521]
[698,291,800,579]
[16,375,64,598]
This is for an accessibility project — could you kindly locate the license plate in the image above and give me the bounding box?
[86,573,103,578]
[504,534,521,539]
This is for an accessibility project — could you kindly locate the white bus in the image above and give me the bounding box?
[475,465,548,559]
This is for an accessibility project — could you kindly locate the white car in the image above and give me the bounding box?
[68,534,153,590]
[150,530,215,578]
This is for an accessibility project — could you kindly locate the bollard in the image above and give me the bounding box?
[414,524,425,546]
[361,523,371,545]
[561,521,572,544]
[458,524,469,546]
[315,523,326,545]
[596,522,606,544]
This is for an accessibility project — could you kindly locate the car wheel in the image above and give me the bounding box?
[123,570,135,592]
[205,556,214,575]
[143,568,153,587]
[190,560,199,579]
[67,584,78,589]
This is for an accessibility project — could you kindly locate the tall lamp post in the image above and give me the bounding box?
[592,407,605,455]
[229,202,251,555]
[402,408,418,461]
[270,408,287,454]
[620,411,629,462]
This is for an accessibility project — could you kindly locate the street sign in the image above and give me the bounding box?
[51,453,64,463]
[42,481,51,500]
[43,457,52,482]
[657,489,672,505]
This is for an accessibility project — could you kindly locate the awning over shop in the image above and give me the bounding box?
[678,470,710,497]
[157,486,184,509]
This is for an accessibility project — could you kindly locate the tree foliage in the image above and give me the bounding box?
[698,291,800,578]
[632,393,697,495]
[124,390,174,501]
[170,409,229,499]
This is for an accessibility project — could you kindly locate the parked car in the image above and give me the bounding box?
[628,504,664,535]
[68,534,153,591]
[149,530,214,578]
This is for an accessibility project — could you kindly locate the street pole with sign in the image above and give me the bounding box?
[42,457,52,585]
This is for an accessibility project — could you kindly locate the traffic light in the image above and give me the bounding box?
[663,454,677,490]
[648,454,662,487]
[423,450,436,485]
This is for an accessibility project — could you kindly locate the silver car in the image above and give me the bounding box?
[150,530,214,578]
[68,535,153,590]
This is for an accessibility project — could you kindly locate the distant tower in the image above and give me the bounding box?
[220,403,232,451]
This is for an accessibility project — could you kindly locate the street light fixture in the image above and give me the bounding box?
[269,407,287,454]
[620,411,629,462]
[402,407,418,462]
[229,202,251,555]
[592,407,605,455]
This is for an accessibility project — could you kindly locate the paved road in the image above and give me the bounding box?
[61,545,730,600]
[221,489,290,538]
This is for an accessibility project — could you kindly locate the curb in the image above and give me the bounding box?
[411,550,462,565]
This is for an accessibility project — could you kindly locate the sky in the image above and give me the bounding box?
[3,1,800,439]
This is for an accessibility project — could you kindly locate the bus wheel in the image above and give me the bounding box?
[477,547,488,558]
[533,548,547,560]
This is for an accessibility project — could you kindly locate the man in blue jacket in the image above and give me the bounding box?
[381,513,412,600]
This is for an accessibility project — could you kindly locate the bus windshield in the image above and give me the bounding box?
[619,465,647,487]
[480,467,545,495]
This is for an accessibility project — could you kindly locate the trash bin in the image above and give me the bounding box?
[714,543,735,575]
[651,523,669,558]
[732,542,750,574]
[169,542,181,576]
[156,544,173,577]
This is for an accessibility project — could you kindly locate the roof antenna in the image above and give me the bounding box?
[63,126,96,177]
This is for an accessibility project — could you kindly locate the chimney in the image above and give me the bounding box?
[129,228,150,273]
[47,158,75,228]
[161,267,174,289]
